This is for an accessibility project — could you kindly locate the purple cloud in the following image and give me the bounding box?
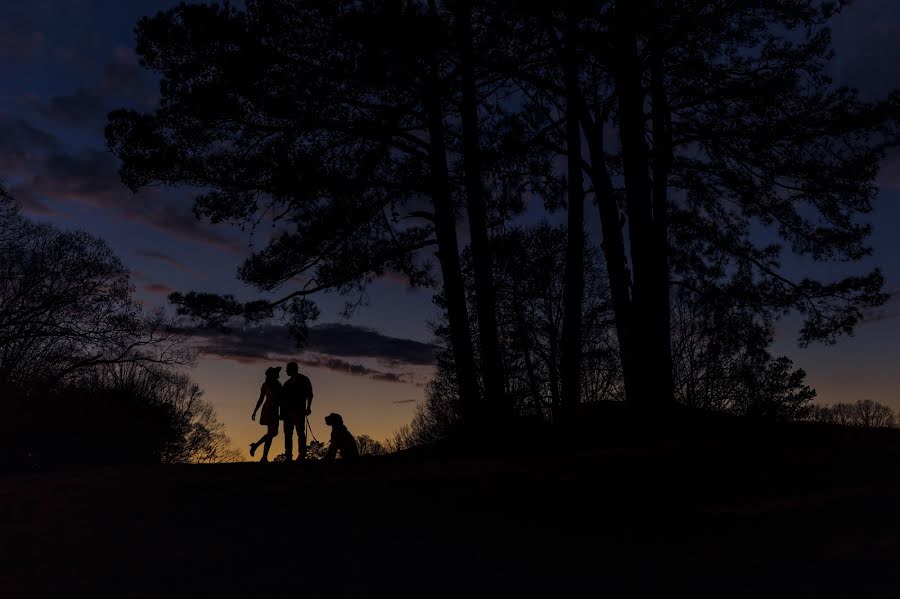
[188,322,437,385]
[0,114,60,172]
[143,282,175,295]
[831,1,900,99]
[25,88,102,127]
[3,136,244,252]
[0,18,44,60]
[861,290,900,325]
[136,249,189,271]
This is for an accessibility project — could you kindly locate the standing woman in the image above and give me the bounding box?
[250,367,282,462]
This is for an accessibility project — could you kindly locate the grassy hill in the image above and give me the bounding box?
[3,418,900,598]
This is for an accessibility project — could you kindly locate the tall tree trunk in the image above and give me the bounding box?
[455,1,507,423]
[582,114,640,406]
[613,0,673,409]
[424,63,481,426]
[649,50,675,408]
[560,9,585,422]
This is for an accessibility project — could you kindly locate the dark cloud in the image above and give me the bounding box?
[24,45,158,130]
[189,322,437,384]
[861,309,900,325]
[6,141,243,252]
[307,323,439,365]
[193,322,439,365]
[40,148,120,196]
[136,249,189,271]
[187,324,294,363]
[831,1,900,98]
[877,153,900,191]
[0,18,44,59]
[298,356,405,383]
[0,115,239,250]
[143,282,175,295]
[25,88,104,127]
[0,114,60,172]
[199,344,413,384]
[5,183,55,216]
[103,46,159,109]
[140,199,245,253]
[862,290,900,325]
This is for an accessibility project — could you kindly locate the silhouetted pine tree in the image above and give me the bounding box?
[108,0,899,429]
[107,1,495,422]
[502,0,898,412]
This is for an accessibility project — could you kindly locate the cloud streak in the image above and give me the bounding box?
[0,18,44,60]
[24,45,158,129]
[861,290,900,325]
[306,323,439,365]
[136,249,190,271]
[190,322,438,385]
[0,121,244,252]
[298,355,406,383]
[0,114,60,172]
[143,283,175,295]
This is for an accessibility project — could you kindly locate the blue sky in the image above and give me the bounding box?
[2,0,899,453]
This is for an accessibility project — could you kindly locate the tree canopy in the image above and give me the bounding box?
[0,188,236,469]
[107,0,899,430]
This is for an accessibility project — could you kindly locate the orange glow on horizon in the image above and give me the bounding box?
[194,357,430,460]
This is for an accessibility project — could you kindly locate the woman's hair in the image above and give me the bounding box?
[265,366,282,379]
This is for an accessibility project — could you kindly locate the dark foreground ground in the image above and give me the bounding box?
[3,418,900,598]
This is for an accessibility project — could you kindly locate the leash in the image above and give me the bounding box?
[305,416,319,444]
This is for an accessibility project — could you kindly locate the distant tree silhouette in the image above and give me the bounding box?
[0,189,236,469]
[491,225,618,418]
[399,363,463,446]
[0,189,191,393]
[815,401,860,427]
[356,435,387,456]
[385,423,419,453]
[494,225,620,418]
[412,224,620,439]
[810,400,897,429]
[670,286,816,419]
[408,228,817,443]
[4,331,239,469]
[51,363,240,465]
[854,400,896,428]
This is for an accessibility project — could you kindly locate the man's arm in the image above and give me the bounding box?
[305,377,314,414]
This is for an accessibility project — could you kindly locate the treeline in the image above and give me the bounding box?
[0,191,237,470]
[809,400,898,429]
[106,1,899,436]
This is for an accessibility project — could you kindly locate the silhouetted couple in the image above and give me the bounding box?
[250,361,313,462]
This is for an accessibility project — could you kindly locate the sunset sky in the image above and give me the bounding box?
[2,0,899,457]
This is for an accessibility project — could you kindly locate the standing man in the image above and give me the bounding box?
[282,361,313,462]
